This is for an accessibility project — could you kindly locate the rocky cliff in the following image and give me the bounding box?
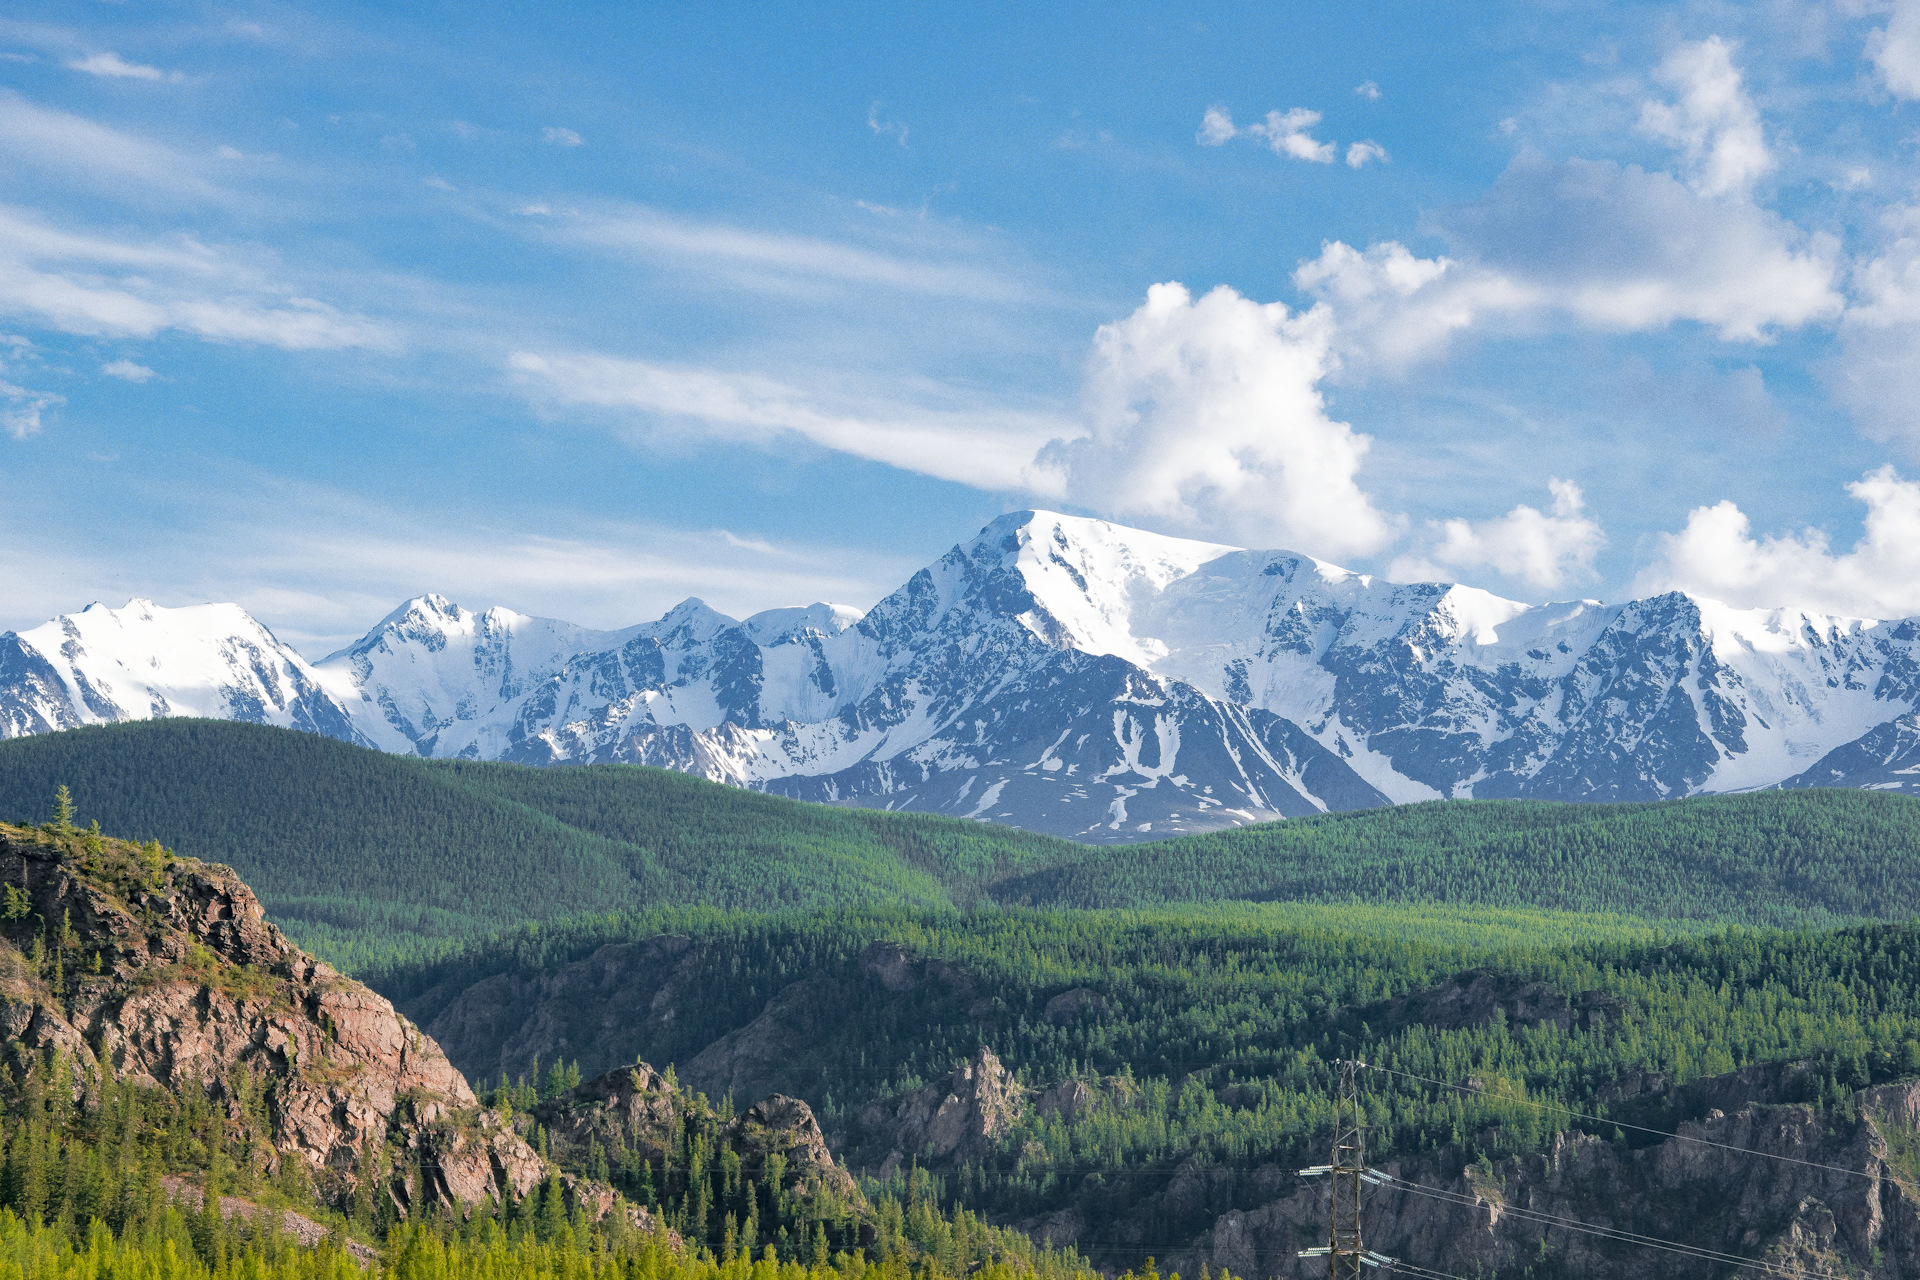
[0,818,541,1214]
[535,1063,858,1206]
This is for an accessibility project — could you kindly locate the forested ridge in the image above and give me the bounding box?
[4,721,1920,969]
[375,900,1920,1272]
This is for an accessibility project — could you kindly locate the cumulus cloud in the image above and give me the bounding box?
[67,52,176,82]
[1438,154,1839,342]
[1870,0,1920,100]
[509,350,1069,494]
[1345,140,1388,168]
[1039,281,1394,556]
[1195,106,1336,162]
[1293,239,1531,368]
[1196,106,1236,146]
[1637,467,1920,617]
[1637,37,1771,198]
[1390,479,1604,591]
[1251,108,1335,162]
[542,126,583,147]
[1355,81,1381,100]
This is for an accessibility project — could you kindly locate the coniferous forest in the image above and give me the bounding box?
[8,720,1920,1277]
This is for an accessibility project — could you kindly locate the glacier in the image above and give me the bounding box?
[5,510,1919,840]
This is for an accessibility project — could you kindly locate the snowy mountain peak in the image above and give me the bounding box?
[644,598,739,645]
[968,510,1241,664]
[742,602,863,645]
[0,599,362,744]
[17,510,1920,840]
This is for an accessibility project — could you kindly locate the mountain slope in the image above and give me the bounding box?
[12,511,1920,836]
[0,718,1089,960]
[986,788,1920,928]
[7,721,1920,971]
[0,598,363,742]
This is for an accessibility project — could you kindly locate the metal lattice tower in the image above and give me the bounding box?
[1329,1060,1365,1278]
[1298,1061,1396,1276]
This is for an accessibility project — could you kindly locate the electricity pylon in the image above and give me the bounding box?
[1298,1061,1396,1276]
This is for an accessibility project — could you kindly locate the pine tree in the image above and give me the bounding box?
[49,785,74,833]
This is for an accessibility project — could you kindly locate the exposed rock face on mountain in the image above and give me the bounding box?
[1167,1066,1920,1280]
[535,1065,857,1206]
[0,819,539,1212]
[419,935,705,1086]
[1783,711,1920,795]
[20,511,1920,839]
[847,1048,1027,1175]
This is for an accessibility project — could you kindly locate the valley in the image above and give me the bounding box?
[8,724,1920,1276]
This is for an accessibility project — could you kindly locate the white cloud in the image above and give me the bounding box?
[1390,478,1604,591]
[0,204,400,351]
[1436,155,1841,342]
[546,202,1033,301]
[1637,467,1920,617]
[1039,281,1394,556]
[67,52,176,82]
[0,92,221,203]
[1825,207,1920,449]
[1637,36,1772,198]
[0,376,59,439]
[1294,239,1532,367]
[509,349,1070,494]
[0,470,920,651]
[100,358,155,382]
[867,103,908,146]
[1355,81,1381,100]
[1345,140,1388,168]
[1195,107,1336,162]
[542,126,583,147]
[1870,1,1920,99]
[514,203,552,216]
[1249,108,1335,163]
[423,175,456,191]
[1196,105,1237,145]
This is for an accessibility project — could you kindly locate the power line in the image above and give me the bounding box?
[1363,1062,1886,1185]
[1379,1173,1820,1279]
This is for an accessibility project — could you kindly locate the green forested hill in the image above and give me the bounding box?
[992,788,1920,928]
[0,719,1082,961]
[5,720,1920,967]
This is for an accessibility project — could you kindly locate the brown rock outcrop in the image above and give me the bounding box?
[0,822,541,1213]
[852,1047,1027,1173]
[533,1064,859,1205]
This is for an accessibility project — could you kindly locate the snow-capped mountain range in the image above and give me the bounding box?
[3,510,1916,841]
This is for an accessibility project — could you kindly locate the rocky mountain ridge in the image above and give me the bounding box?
[10,511,1920,839]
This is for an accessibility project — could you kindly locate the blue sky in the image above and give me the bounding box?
[7,1,1920,651]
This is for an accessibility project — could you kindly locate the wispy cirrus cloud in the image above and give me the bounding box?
[0,204,399,350]
[0,91,222,203]
[509,349,1072,493]
[532,201,1041,302]
[67,51,180,82]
